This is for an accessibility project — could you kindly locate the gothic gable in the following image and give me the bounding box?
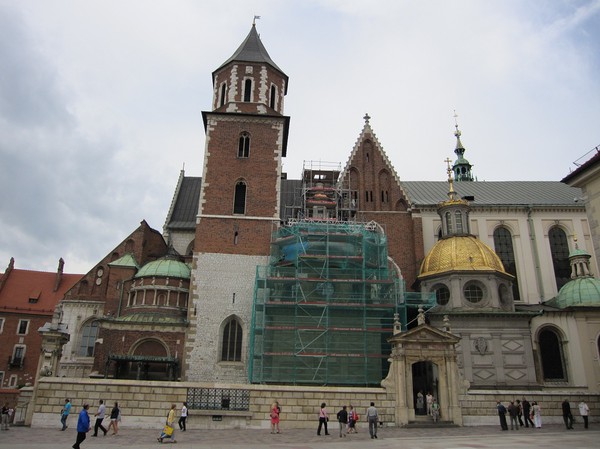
[340,117,411,212]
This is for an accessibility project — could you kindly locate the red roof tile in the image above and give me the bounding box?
[0,268,82,315]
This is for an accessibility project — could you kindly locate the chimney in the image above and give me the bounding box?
[53,258,64,292]
[0,257,15,293]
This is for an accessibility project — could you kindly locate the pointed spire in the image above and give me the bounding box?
[452,110,474,181]
[444,157,457,202]
[216,23,286,77]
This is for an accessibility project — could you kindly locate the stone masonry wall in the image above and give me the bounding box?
[185,253,268,383]
[29,378,392,429]
[29,378,599,429]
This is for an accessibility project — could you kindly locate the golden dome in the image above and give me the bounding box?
[420,236,507,278]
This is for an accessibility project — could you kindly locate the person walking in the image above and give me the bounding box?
[366,401,378,439]
[336,405,348,438]
[522,398,534,428]
[1,403,9,431]
[496,401,508,430]
[562,399,574,429]
[178,402,188,432]
[106,402,120,435]
[61,398,72,431]
[92,400,107,437]
[317,402,329,436]
[431,398,440,422]
[347,405,358,433]
[270,401,281,434]
[508,401,519,430]
[157,403,177,443]
[578,400,590,429]
[72,403,90,449]
[426,392,434,416]
[516,399,524,427]
[532,401,542,428]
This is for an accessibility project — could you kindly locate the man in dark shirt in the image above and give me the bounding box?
[336,405,348,437]
[562,399,574,429]
[497,401,508,430]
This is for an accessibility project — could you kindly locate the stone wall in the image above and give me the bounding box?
[28,378,599,428]
[29,378,392,429]
[460,390,600,426]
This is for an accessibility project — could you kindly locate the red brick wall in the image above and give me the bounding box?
[0,313,49,388]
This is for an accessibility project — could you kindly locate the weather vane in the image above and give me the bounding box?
[253,15,261,26]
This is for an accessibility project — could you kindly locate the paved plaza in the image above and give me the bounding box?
[0,424,597,449]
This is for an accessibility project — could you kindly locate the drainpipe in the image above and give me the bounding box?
[527,206,545,301]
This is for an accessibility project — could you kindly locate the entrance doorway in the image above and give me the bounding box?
[412,361,438,415]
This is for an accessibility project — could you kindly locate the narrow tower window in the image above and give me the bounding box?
[445,211,453,235]
[244,79,252,102]
[455,210,464,234]
[219,83,227,107]
[270,85,276,109]
[233,181,247,214]
[238,132,250,158]
[549,226,570,290]
[493,226,520,301]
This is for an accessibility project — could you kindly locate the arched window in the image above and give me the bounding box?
[445,211,453,235]
[493,226,520,301]
[455,211,464,234]
[222,318,242,362]
[549,226,570,290]
[79,320,99,357]
[220,83,227,107]
[539,327,566,381]
[244,79,252,102]
[233,181,247,214]
[238,132,250,158]
[269,85,276,109]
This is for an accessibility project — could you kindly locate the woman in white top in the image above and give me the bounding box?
[531,401,542,428]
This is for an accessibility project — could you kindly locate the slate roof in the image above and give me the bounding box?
[400,181,583,207]
[562,149,600,183]
[215,25,288,91]
[165,177,201,231]
[164,178,584,230]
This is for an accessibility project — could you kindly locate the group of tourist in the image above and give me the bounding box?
[313,401,379,439]
[416,391,440,421]
[497,398,590,431]
[59,398,120,449]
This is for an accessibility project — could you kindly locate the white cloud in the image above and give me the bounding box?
[0,0,599,273]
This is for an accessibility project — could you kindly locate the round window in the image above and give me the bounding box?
[464,283,484,303]
[435,285,450,306]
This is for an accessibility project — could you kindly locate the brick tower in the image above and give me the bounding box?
[185,24,289,382]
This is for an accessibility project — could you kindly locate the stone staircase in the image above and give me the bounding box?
[405,414,459,428]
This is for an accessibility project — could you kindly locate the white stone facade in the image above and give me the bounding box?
[185,252,268,383]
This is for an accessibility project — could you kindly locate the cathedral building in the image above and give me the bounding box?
[28,23,599,427]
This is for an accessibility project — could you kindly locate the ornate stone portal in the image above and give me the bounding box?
[384,319,463,426]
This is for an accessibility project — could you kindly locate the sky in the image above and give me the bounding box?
[1,0,599,274]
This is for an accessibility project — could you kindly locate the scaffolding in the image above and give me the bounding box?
[249,220,434,386]
[282,161,358,223]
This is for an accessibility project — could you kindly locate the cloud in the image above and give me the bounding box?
[1,0,599,273]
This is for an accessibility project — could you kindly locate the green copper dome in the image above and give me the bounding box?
[135,258,190,279]
[554,277,600,308]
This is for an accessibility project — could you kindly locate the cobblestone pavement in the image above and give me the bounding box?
[0,424,597,449]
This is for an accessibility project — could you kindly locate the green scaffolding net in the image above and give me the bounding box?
[249,220,434,386]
